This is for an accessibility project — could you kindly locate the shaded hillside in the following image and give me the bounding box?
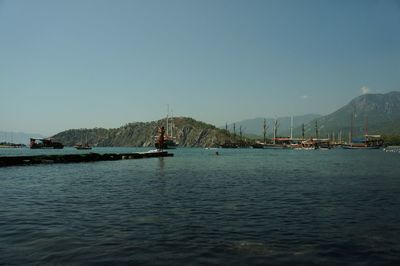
[300,92,400,138]
[52,117,235,147]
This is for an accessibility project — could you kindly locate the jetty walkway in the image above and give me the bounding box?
[0,151,173,167]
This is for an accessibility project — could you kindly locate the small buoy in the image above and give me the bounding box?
[215,151,219,156]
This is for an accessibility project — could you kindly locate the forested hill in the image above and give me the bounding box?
[53,92,400,146]
[52,117,234,147]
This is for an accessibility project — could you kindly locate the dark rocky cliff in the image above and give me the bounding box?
[52,117,236,147]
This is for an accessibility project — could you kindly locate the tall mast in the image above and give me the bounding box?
[166,105,169,136]
[315,120,319,139]
[349,111,354,144]
[273,119,278,144]
[171,109,174,138]
[365,116,368,145]
[290,116,293,139]
[302,123,305,140]
[263,118,267,143]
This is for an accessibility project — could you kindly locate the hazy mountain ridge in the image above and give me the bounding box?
[301,91,400,138]
[52,92,400,146]
[0,131,44,145]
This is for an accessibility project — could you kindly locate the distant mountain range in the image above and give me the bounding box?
[0,131,44,145]
[51,91,400,147]
[226,91,400,139]
[300,91,400,139]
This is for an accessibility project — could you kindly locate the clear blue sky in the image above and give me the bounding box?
[1,0,399,136]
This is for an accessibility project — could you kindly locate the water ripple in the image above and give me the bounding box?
[1,148,400,265]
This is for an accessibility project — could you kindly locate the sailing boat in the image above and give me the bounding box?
[252,118,288,149]
[342,114,383,149]
[252,119,269,148]
[155,107,178,149]
[264,118,288,149]
[74,132,92,150]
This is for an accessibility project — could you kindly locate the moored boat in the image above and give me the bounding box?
[0,142,25,148]
[220,142,239,148]
[30,138,64,149]
[74,134,92,150]
[342,145,380,149]
[251,142,265,149]
[155,136,178,149]
[342,135,383,149]
[74,143,92,150]
[343,114,383,149]
[383,146,400,153]
[155,107,178,149]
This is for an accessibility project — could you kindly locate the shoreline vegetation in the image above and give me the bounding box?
[0,142,26,148]
[2,120,400,148]
[49,114,400,148]
[0,129,400,148]
[2,92,400,148]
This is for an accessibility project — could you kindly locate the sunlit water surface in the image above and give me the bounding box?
[1,147,399,265]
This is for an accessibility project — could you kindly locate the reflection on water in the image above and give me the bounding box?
[158,157,165,176]
[225,241,278,256]
[1,148,400,265]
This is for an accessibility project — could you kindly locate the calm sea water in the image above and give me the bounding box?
[1,147,399,265]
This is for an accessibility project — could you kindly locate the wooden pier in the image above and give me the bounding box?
[0,151,173,167]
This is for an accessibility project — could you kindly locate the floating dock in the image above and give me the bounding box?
[0,151,173,167]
